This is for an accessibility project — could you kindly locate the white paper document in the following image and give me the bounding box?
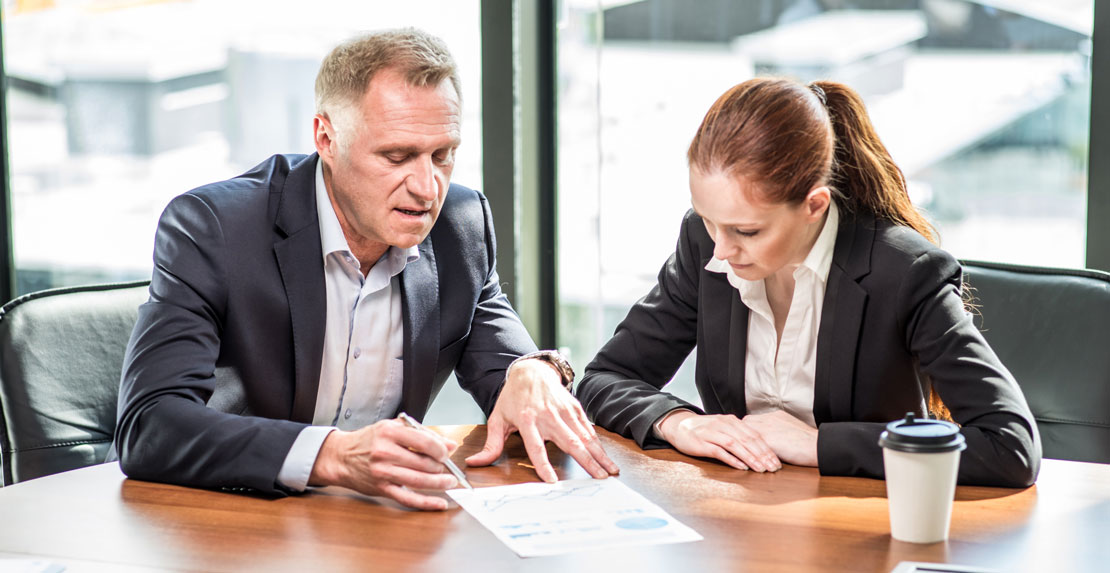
[447,478,702,557]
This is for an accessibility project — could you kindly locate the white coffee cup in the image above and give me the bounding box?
[878,413,967,543]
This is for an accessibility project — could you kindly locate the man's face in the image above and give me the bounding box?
[315,67,461,257]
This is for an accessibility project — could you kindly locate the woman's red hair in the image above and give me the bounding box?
[687,77,936,244]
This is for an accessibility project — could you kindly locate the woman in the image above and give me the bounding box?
[575,78,1040,487]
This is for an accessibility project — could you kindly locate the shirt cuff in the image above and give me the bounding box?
[276,426,336,492]
[652,408,696,441]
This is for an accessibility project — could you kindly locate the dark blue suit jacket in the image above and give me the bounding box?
[577,209,1041,487]
[114,154,536,494]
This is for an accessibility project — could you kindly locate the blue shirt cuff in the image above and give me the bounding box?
[276,426,336,492]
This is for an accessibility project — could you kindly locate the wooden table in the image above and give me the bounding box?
[0,426,1106,572]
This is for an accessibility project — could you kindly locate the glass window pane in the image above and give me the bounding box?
[4,0,484,424]
[557,0,1092,397]
[5,0,483,295]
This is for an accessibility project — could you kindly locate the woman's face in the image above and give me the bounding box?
[690,168,830,282]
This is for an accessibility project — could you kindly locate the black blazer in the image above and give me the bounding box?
[577,209,1040,487]
[114,154,536,494]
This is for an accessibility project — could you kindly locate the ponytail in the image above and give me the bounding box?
[812,81,938,245]
[817,81,949,420]
[816,85,954,420]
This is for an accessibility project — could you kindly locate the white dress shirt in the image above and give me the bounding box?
[704,200,839,428]
[276,159,418,491]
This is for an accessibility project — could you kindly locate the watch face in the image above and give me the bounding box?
[514,351,574,388]
[541,351,574,386]
[547,352,569,371]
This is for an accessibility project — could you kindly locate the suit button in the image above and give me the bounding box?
[344,409,352,419]
[353,348,361,359]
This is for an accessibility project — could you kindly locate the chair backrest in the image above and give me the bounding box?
[0,281,150,485]
[961,260,1110,464]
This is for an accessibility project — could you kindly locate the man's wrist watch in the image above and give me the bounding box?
[510,350,575,391]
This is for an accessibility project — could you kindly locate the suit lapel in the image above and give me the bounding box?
[700,268,749,416]
[273,154,327,424]
[725,292,750,416]
[398,238,440,420]
[813,213,873,424]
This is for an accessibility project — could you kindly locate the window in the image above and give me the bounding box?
[556,0,1093,401]
[3,0,486,423]
[4,0,484,296]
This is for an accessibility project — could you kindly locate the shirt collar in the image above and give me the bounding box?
[799,199,839,284]
[381,243,420,277]
[314,159,419,274]
[704,199,840,290]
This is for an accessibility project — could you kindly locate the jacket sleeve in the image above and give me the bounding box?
[450,194,539,417]
[114,193,305,495]
[817,250,1041,487]
[576,210,706,449]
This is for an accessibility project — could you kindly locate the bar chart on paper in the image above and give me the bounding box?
[447,478,702,557]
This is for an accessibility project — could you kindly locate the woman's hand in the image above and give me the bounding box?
[741,410,819,467]
[657,411,782,472]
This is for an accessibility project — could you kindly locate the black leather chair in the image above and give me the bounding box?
[0,280,149,485]
[961,260,1110,464]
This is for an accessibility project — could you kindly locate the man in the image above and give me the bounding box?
[114,28,617,510]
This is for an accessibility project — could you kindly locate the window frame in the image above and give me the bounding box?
[1087,0,1110,271]
[0,26,14,304]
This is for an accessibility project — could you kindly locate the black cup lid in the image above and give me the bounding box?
[878,413,967,453]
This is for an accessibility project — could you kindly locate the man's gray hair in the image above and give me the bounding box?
[315,28,461,121]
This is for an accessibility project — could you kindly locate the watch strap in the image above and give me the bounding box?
[510,350,575,391]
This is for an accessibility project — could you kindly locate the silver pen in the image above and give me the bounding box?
[397,412,474,490]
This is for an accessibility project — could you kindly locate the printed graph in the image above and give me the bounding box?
[448,478,702,557]
[480,483,603,512]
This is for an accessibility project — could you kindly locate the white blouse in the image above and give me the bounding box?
[704,200,839,428]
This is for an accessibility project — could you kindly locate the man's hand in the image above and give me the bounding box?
[741,410,819,467]
[465,358,620,482]
[308,418,459,510]
[657,411,782,472]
